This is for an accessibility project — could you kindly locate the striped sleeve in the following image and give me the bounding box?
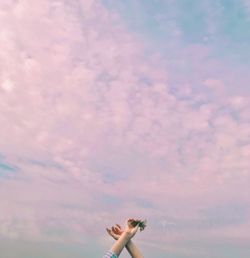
[103,250,118,258]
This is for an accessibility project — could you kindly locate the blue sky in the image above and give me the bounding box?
[102,0,250,63]
[1,0,250,257]
[102,0,250,101]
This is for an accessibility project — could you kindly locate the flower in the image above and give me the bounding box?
[131,219,147,231]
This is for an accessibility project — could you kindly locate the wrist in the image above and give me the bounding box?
[122,231,132,240]
[126,239,133,247]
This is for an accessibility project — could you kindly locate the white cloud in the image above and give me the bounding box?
[0,1,250,255]
[1,78,14,92]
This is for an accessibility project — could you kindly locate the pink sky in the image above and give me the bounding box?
[0,1,250,257]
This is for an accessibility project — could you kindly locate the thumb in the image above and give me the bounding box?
[133,223,140,232]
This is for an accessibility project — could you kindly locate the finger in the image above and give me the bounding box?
[128,219,135,226]
[106,228,112,236]
[116,224,122,229]
[116,224,123,233]
[115,228,123,234]
[127,218,133,223]
[114,226,122,235]
[112,226,118,232]
[110,231,116,238]
[106,228,117,239]
[106,228,113,234]
[114,225,119,231]
[113,227,119,234]
[127,218,133,225]
[134,219,141,227]
[132,224,140,234]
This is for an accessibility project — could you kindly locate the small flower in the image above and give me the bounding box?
[131,219,147,231]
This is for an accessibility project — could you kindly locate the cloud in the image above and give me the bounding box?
[0,0,250,257]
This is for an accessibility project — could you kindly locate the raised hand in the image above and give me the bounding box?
[107,219,146,240]
[124,218,140,239]
[106,224,123,240]
[106,219,145,258]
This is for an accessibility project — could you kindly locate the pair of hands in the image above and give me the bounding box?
[106,218,140,241]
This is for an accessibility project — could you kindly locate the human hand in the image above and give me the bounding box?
[106,224,123,240]
[107,220,145,258]
[131,219,147,231]
[107,222,144,258]
[106,219,146,241]
[124,218,140,239]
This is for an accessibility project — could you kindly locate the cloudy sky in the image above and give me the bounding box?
[0,0,250,257]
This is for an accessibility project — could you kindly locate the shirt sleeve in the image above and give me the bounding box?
[103,250,118,258]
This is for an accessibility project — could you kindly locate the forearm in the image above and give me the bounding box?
[110,232,131,257]
[125,240,144,258]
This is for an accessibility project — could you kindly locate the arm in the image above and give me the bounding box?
[110,231,131,257]
[107,222,143,258]
[125,240,144,258]
[110,219,139,257]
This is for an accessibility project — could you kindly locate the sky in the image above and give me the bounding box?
[0,0,250,257]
